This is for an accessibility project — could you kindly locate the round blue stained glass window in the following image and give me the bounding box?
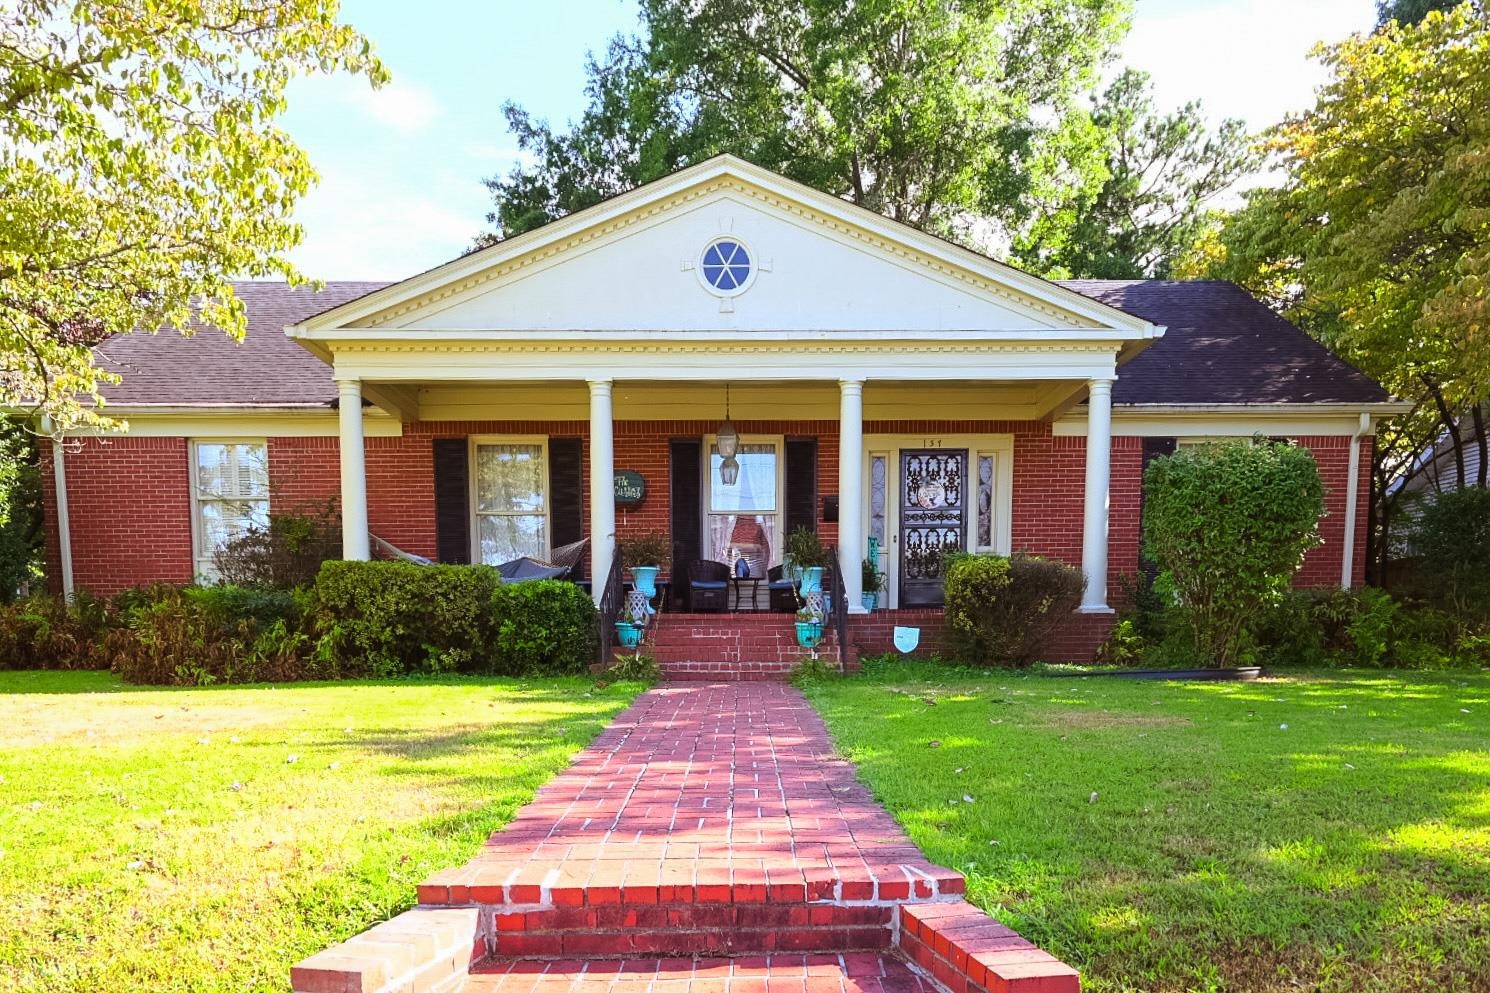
[700,238,752,292]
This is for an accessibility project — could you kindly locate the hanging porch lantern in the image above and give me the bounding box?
[717,384,740,485]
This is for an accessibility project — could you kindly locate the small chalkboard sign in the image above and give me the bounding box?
[614,470,646,505]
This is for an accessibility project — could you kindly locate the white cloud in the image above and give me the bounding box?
[329,75,443,134]
[1124,0,1376,130]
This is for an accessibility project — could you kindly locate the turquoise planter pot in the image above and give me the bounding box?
[616,621,643,648]
[798,566,824,595]
[861,593,878,613]
[629,565,660,599]
[794,621,823,648]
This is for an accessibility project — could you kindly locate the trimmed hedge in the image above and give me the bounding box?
[491,580,597,675]
[944,553,1085,667]
[311,560,503,676]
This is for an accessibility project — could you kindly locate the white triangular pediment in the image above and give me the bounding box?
[298,157,1152,338]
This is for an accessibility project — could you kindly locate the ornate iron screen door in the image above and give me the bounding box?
[898,449,968,607]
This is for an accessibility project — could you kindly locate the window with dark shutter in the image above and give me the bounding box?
[432,438,470,564]
[784,437,818,535]
[548,437,584,551]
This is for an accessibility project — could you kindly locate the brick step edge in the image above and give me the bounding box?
[417,863,966,908]
[290,907,483,993]
[897,901,1080,993]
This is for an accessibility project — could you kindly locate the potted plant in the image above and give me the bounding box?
[615,620,644,649]
[619,532,670,599]
[794,601,824,649]
[861,558,883,613]
[786,526,830,595]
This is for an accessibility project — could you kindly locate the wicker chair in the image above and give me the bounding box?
[766,565,799,613]
[684,559,730,612]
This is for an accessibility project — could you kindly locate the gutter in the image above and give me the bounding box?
[40,418,74,599]
[1340,412,1372,589]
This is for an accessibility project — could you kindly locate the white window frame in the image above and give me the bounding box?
[702,434,786,568]
[468,435,550,565]
[190,439,269,581]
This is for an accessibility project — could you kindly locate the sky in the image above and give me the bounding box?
[279,0,1379,280]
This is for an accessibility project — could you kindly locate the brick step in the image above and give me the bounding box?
[493,903,895,957]
[466,953,944,993]
[659,661,801,681]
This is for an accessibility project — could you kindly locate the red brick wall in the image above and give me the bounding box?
[41,437,194,596]
[39,420,1372,607]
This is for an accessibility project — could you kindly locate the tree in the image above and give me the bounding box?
[1015,68,1253,278]
[0,0,387,432]
[1377,0,1482,28]
[481,0,1132,251]
[1182,7,1490,581]
[0,418,42,600]
[1143,441,1324,668]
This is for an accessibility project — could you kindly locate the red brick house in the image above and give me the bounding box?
[40,156,1405,665]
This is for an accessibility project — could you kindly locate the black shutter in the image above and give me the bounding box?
[1138,437,1177,580]
[784,437,818,535]
[548,437,584,550]
[433,438,470,564]
[670,439,703,578]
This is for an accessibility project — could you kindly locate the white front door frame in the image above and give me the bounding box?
[863,432,1015,611]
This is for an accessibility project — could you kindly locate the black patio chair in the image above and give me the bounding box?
[684,559,730,612]
[766,565,799,613]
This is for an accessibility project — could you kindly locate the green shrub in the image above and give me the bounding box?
[108,585,316,686]
[1412,486,1490,630]
[0,591,112,670]
[310,560,501,677]
[601,653,660,683]
[1252,586,1474,669]
[945,553,1085,667]
[490,580,598,675]
[213,499,340,589]
[1143,440,1324,667]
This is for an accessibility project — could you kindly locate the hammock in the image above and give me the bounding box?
[369,533,433,566]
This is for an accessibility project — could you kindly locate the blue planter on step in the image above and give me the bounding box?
[861,592,878,613]
[629,565,660,599]
[798,566,824,595]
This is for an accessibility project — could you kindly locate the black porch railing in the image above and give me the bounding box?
[830,544,849,671]
[596,544,624,670]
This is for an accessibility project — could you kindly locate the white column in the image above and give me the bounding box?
[838,378,867,613]
[589,379,616,603]
[1080,377,1114,612]
[41,419,75,599]
[337,377,370,561]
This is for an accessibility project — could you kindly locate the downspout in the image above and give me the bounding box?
[41,418,75,599]
[1340,412,1371,590]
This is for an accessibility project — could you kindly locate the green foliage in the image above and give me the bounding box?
[944,553,1085,667]
[490,580,598,676]
[0,420,42,599]
[480,0,1131,255]
[107,585,315,686]
[1143,441,1324,667]
[785,526,831,570]
[1377,0,1479,28]
[861,558,883,595]
[213,499,341,589]
[618,532,671,569]
[789,657,840,687]
[0,591,111,670]
[0,1,386,431]
[310,561,501,677]
[1255,587,1407,667]
[1187,8,1490,555]
[1412,486,1490,628]
[1017,68,1254,279]
[601,653,660,684]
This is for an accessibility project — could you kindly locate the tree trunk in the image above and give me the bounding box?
[1425,378,1466,489]
[1473,403,1488,488]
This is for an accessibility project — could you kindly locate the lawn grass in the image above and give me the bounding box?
[804,662,1490,993]
[0,670,645,993]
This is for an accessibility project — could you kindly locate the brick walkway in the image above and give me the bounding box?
[293,684,1080,993]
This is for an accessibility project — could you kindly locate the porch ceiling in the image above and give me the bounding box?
[372,378,1090,423]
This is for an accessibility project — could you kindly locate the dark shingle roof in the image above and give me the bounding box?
[97,281,388,406]
[94,278,1391,408]
[1058,279,1392,405]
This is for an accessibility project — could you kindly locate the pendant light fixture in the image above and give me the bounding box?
[717,383,740,484]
